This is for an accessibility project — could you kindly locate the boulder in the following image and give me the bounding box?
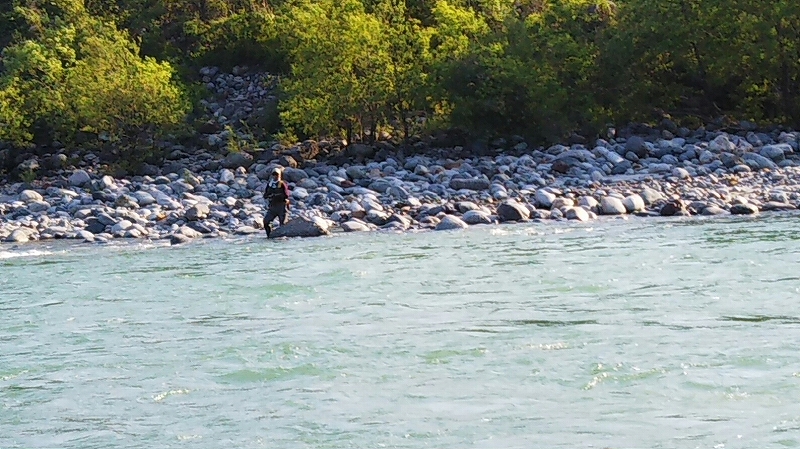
[600,197,627,215]
[27,200,50,213]
[185,203,211,221]
[535,189,556,208]
[639,188,664,206]
[550,197,574,210]
[496,201,530,222]
[672,167,691,179]
[69,169,91,187]
[449,178,490,191]
[115,194,139,208]
[578,196,599,210]
[708,135,735,152]
[283,167,308,183]
[111,220,133,235]
[730,203,759,215]
[701,206,728,216]
[622,194,645,213]
[761,201,796,211]
[346,144,376,161]
[19,190,43,202]
[178,226,203,239]
[222,151,254,169]
[760,144,788,162]
[435,215,469,231]
[4,229,30,243]
[76,230,95,242]
[132,191,156,206]
[565,207,590,222]
[742,152,777,170]
[660,199,686,216]
[625,136,648,158]
[170,234,192,246]
[269,217,331,239]
[341,220,371,232]
[462,210,494,225]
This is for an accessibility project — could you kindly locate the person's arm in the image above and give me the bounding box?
[283,182,291,208]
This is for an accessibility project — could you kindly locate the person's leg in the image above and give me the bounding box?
[278,206,287,226]
[263,209,277,237]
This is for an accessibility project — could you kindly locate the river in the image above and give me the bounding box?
[2,215,800,448]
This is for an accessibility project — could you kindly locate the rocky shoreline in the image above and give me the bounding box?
[1,68,800,246]
[2,130,800,246]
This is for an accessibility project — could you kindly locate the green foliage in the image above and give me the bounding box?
[433,0,610,143]
[3,0,800,164]
[184,10,287,72]
[0,0,188,155]
[278,0,394,141]
[604,0,800,124]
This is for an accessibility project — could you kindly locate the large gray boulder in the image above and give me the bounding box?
[283,167,309,183]
[496,201,530,222]
[222,151,254,169]
[760,144,789,162]
[462,210,493,225]
[639,188,664,206]
[185,203,210,221]
[4,229,31,243]
[600,197,627,215]
[449,178,490,191]
[69,169,91,187]
[625,136,648,158]
[270,217,331,238]
[341,220,371,232]
[743,152,777,170]
[435,215,469,231]
[730,203,759,215]
[565,207,590,222]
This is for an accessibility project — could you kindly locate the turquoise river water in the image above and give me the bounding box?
[1,215,800,448]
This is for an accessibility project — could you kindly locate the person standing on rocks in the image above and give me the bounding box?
[263,167,291,237]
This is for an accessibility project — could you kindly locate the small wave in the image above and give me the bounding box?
[0,249,56,260]
[153,389,191,402]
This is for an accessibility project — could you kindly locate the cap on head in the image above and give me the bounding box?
[271,167,283,177]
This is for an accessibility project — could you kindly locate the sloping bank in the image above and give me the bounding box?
[1,128,799,245]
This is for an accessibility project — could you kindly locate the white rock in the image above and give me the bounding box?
[219,169,235,184]
[622,194,645,213]
[600,197,627,215]
[19,190,43,202]
[435,215,469,231]
[535,189,556,208]
[341,220,371,232]
[672,167,691,179]
[565,207,589,221]
[111,220,133,234]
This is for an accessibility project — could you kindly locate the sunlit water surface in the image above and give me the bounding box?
[2,215,800,448]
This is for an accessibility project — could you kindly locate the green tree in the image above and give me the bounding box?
[279,0,394,142]
[0,0,188,154]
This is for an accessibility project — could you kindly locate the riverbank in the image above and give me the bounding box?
[1,125,799,246]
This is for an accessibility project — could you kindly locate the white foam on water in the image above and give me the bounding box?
[0,249,56,260]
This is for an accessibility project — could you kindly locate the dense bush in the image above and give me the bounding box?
[0,0,188,154]
[2,0,800,160]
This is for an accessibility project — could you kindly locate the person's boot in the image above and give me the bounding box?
[265,223,272,238]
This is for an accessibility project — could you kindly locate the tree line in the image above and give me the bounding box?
[1,0,799,166]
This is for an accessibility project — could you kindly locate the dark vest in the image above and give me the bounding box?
[264,180,289,206]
